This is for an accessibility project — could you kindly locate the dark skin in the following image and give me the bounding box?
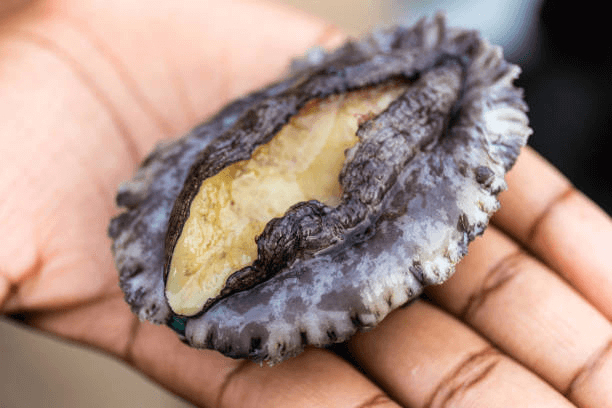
[1,0,611,406]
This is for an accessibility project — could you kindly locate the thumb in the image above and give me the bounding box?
[0,0,343,312]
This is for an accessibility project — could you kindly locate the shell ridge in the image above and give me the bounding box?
[110,14,532,364]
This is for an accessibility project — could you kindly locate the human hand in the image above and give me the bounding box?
[1,1,611,407]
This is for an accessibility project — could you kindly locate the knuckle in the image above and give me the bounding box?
[425,346,502,408]
[460,251,527,320]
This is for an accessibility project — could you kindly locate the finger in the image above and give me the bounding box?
[21,297,243,405]
[129,325,400,408]
[22,295,399,408]
[349,301,574,408]
[492,147,612,320]
[14,294,140,359]
[426,227,612,407]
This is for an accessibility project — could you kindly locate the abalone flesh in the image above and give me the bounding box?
[109,14,531,364]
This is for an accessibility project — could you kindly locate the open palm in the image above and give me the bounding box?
[2,1,611,407]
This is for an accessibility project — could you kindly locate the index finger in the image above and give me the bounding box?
[492,147,612,319]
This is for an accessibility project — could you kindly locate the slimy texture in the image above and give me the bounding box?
[110,14,531,364]
[167,84,407,316]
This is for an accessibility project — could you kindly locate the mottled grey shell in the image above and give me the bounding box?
[109,14,531,364]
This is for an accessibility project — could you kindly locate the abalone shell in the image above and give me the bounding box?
[109,13,531,364]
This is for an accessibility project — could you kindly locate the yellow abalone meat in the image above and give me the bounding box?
[166,82,408,316]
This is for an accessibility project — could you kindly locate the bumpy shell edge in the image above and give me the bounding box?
[109,14,531,364]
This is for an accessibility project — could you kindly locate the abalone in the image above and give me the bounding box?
[109,14,531,364]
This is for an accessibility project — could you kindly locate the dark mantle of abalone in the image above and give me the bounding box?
[109,14,531,364]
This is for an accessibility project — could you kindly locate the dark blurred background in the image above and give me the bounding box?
[518,1,611,214]
[393,0,611,214]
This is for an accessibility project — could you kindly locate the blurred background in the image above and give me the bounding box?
[2,0,609,407]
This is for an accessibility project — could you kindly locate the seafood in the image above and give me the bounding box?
[109,14,531,364]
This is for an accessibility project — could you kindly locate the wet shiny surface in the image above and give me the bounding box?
[167,83,407,316]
